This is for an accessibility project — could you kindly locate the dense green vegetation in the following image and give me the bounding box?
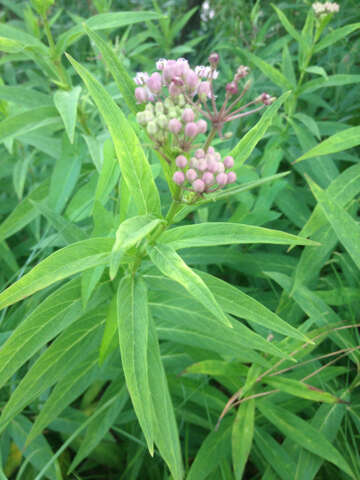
[0,0,359,478]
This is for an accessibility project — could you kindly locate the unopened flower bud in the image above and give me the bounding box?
[177,94,185,106]
[169,82,182,97]
[186,169,197,181]
[207,146,215,154]
[216,172,228,185]
[207,159,217,173]
[216,162,225,173]
[223,156,234,169]
[235,65,249,81]
[182,108,195,123]
[192,179,205,193]
[224,132,233,139]
[185,70,200,90]
[172,76,184,86]
[173,171,185,185]
[155,102,164,114]
[168,118,182,134]
[157,114,168,128]
[190,157,198,168]
[198,81,210,100]
[147,72,162,93]
[196,119,207,134]
[147,121,158,135]
[168,108,178,119]
[185,122,198,137]
[176,155,187,168]
[135,87,148,103]
[164,98,174,110]
[257,92,273,105]
[208,52,219,65]
[195,149,205,159]
[227,171,237,184]
[197,159,207,171]
[136,112,147,125]
[202,172,214,185]
[226,81,238,95]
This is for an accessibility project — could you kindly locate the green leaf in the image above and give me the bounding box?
[147,243,232,328]
[159,222,319,249]
[27,353,99,445]
[0,180,49,241]
[85,27,137,114]
[53,86,81,144]
[237,48,293,90]
[304,66,328,79]
[147,314,184,480]
[196,270,308,342]
[263,376,341,404]
[99,293,118,364]
[56,11,164,54]
[0,238,113,310]
[0,278,108,391]
[229,92,291,165]
[30,0,54,17]
[117,276,154,454]
[299,74,360,94]
[294,126,360,163]
[187,421,231,480]
[0,36,24,53]
[271,5,300,41]
[10,414,60,480]
[232,399,255,480]
[0,106,59,142]
[257,400,355,478]
[306,177,360,270]
[110,215,163,279]
[0,308,105,432]
[315,23,360,52]
[0,86,52,108]
[293,113,321,140]
[67,54,161,217]
[281,44,296,87]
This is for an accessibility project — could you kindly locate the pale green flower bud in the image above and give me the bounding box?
[145,103,154,113]
[155,102,164,114]
[177,94,185,106]
[143,110,153,123]
[147,121,158,135]
[168,108,178,119]
[136,112,147,125]
[164,98,174,110]
[157,114,168,128]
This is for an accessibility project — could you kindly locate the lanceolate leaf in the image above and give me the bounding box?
[306,177,360,270]
[257,400,355,478]
[117,276,154,454]
[294,126,360,163]
[232,399,255,480]
[67,54,161,217]
[0,238,114,310]
[147,243,232,328]
[159,222,319,249]
[53,86,81,143]
[229,92,291,165]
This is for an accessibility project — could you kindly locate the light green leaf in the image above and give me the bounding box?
[0,86,52,108]
[187,421,231,480]
[293,113,321,140]
[0,308,105,433]
[0,238,113,310]
[53,86,81,143]
[0,106,59,142]
[237,48,293,90]
[304,66,328,79]
[232,399,255,480]
[306,177,360,270]
[147,243,232,328]
[263,376,341,404]
[67,54,161,217]
[197,270,308,342]
[110,215,163,279]
[0,36,24,53]
[99,293,118,365]
[56,11,164,54]
[147,314,184,480]
[159,222,319,249]
[117,276,154,454]
[295,126,360,163]
[272,5,300,41]
[315,23,360,52]
[85,27,137,114]
[258,400,355,478]
[229,92,291,165]
[10,414,60,480]
[299,74,360,94]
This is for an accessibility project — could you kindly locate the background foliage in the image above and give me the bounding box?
[0,0,359,478]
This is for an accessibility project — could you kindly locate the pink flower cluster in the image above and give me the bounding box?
[134,57,218,105]
[172,147,236,194]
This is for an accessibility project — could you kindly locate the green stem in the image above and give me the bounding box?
[203,127,217,153]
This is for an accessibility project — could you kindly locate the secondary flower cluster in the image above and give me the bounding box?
[173,147,236,193]
[312,1,340,15]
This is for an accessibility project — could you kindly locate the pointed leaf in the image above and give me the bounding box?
[232,399,255,480]
[53,86,81,143]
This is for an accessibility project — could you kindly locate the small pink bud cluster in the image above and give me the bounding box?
[256,92,275,105]
[172,147,236,194]
[312,1,339,15]
[136,97,207,148]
